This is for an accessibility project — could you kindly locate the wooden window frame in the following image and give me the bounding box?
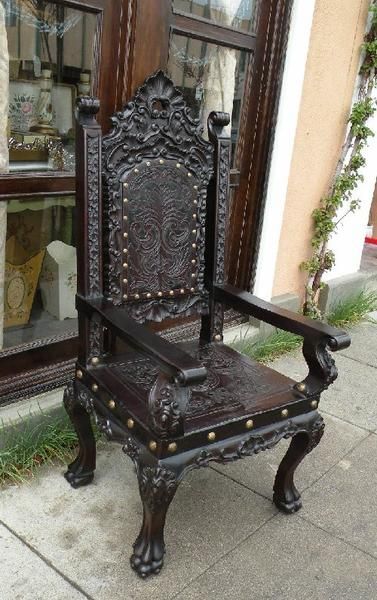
[0,0,132,405]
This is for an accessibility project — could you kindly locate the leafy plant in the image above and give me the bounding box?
[327,289,377,327]
[0,411,100,485]
[302,1,377,317]
[233,329,302,363]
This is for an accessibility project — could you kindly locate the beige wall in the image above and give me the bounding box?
[272,0,370,299]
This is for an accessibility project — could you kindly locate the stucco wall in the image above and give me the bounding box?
[272,0,370,299]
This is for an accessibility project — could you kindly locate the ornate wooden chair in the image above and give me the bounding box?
[63,71,350,578]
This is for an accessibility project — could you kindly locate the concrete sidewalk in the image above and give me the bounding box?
[1,319,377,599]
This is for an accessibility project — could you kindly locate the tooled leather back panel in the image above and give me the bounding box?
[102,71,214,324]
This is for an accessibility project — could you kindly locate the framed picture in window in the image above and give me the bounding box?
[9,80,76,136]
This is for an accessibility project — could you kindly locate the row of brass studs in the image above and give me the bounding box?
[205,400,319,443]
[124,288,197,302]
[76,356,101,369]
[77,370,318,454]
[206,418,253,443]
[148,440,177,454]
[76,369,178,454]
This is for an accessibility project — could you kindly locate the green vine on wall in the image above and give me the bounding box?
[302,0,377,318]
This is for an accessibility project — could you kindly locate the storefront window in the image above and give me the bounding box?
[4,0,96,173]
[168,33,250,158]
[2,195,77,349]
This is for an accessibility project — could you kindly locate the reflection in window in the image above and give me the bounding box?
[168,34,250,159]
[173,0,258,33]
[3,196,77,349]
[4,1,97,173]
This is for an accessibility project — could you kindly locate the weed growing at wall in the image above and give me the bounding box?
[302,0,377,317]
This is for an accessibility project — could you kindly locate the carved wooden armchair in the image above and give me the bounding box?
[63,71,350,578]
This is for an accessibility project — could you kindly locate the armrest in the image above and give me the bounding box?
[214,283,351,396]
[77,296,207,386]
[214,283,350,350]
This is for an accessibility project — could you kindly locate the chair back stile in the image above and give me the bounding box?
[200,111,231,344]
[75,97,104,366]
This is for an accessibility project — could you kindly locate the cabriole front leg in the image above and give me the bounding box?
[131,459,181,578]
[273,414,325,513]
[63,381,96,488]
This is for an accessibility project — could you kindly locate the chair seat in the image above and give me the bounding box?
[93,341,305,434]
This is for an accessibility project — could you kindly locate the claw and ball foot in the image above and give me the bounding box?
[63,381,96,489]
[131,464,179,578]
[273,418,325,513]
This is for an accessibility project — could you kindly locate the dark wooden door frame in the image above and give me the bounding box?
[125,0,294,291]
[228,0,294,291]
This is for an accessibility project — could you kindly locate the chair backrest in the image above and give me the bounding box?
[76,71,231,340]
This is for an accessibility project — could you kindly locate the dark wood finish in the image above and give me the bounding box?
[64,381,96,488]
[126,0,295,293]
[214,283,351,344]
[0,333,77,406]
[63,73,350,579]
[0,174,75,198]
[172,10,257,51]
[129,0,172,94]
[95,0,131,132]
[273,420,325,512]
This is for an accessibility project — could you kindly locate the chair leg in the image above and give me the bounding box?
[63,381,96,489]
[131,458,181,578]
[273,417,325,514]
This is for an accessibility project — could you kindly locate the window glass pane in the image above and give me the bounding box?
[168,33,251,160]
[173,0,258,33]
[1,195,77,350]
[4,1,97,173]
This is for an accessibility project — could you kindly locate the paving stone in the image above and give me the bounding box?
[270,352,377,431]
[320,355,377,431]
[174,515,377,600]
[213,413,368,500]
[0,524,86,600]
[301,434,377,559]
[338,321,377,368]
[0,445,275,600]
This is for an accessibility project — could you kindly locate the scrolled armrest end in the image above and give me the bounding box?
[327,331,351,352]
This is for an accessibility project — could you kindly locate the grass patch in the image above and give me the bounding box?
[0,411,81,485]
[233,289,377,363]
[232,329,302,363]
[327,289,377,328]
